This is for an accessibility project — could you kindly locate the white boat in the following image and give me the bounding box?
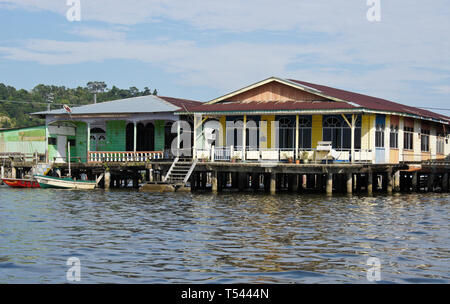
[34,175,97,190]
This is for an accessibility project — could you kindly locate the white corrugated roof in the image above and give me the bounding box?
[32,95,179,115]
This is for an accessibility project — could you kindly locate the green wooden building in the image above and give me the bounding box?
[31,95,200,163]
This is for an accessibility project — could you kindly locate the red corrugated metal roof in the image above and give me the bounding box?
[288,79,450,122]
[184,100,355,112]
[182,78,449,123]
[158,96,202,110]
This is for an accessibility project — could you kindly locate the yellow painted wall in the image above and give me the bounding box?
[219,116,226,146]
[361,114,375,150]
[403,150,415,162]
[311,115,322,148]
[390,150,399,164]
[261,115,275,148]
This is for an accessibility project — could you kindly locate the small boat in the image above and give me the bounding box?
[34,175,97,190]
[1,178,41,188]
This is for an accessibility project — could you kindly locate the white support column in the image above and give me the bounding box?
[385,115,390,163]
[45,121,49,163]
[211,145,215,162]
[295,114,299,160]
[193,116,198,159]
[87,122,91,162]
[430,125,437,160]
[177,120,181,157]
[370,115,376,163]
[399,117,404,162]
[351,115,355,163]
[193,114,202,159]
[242,115,247,161]
[133,122,137,152]
[414,119,421,161]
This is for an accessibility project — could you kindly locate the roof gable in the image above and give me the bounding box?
[206,77,346,105]
[222,80,329,103]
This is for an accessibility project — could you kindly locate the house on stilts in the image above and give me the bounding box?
[1,76,449,194]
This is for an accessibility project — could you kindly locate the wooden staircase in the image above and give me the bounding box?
[163,157,197,188]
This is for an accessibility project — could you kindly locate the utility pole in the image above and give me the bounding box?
[46,93,54,111]
[87,81,107,104]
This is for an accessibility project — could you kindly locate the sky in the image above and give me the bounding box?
[0,0,449,115]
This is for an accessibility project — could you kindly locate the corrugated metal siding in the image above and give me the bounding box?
[0,126,46,154]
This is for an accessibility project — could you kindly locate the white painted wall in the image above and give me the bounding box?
[430,125,436,159]
[384,115,390,163]
[414,119,421,161]
[398,117,404,162]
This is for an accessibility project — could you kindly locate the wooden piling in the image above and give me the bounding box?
[427,173,434,192]
[367,172,373,195]
[412,172,418,192]
[394,171,400,192]
[387,170,393,194]
[104,170,111,190]
[443,173,449,192]
[270,172,276,195]
[346,173,353,194]
[326,173,333,195]
[211,171,218,194]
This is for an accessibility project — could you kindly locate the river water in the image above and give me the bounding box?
[0,186,448,283]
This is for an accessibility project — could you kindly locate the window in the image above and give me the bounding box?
[233,119,243,148]
[421,129,430,152]
[68,139,76,146]
[375,123,385,148]
[48,137,57,145]
[278,117,295,149]
[404,126,414,150]
[246,119,259,149]
[298,117,312,149]
[390,124,398,148]
[323,115,361,149]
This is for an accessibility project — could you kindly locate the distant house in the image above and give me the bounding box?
[31,95,201,163]
[0,125,46,159]
[179,77,450,164]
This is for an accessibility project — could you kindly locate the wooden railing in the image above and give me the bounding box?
[0,152,46,163]
[88,151,164,163]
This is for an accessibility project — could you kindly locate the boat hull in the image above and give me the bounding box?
[2,178,41,188]
[34,175,97,190]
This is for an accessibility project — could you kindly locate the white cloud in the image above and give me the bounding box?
[67,26,127,40]
[0,0,448,110]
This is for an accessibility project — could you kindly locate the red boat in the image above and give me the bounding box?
[1,178,41,188]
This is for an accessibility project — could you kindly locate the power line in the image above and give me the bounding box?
[0,99,82,106]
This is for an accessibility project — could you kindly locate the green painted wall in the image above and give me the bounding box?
[0,125,46,154]
[74,122,87,162]
[154,120,165,151]
[106,120,126,151]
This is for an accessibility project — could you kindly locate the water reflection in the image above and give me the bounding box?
[0,187,448,283]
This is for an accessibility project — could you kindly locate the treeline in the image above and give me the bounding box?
[0,82,158,128]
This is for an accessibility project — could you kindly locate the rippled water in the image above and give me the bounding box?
[0,186,448,283]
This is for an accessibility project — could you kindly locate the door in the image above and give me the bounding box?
[56,135,67,163]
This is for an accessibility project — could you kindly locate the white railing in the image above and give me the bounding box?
[88,151,164,163]
[194,146,373,164]
[214,146,231,161]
